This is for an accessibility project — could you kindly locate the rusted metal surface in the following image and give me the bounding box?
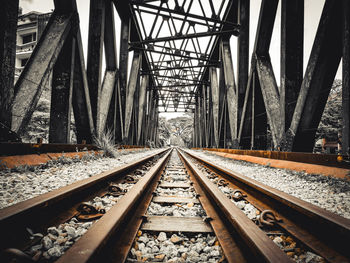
[0,149,167,251]
[197,147,350,169]
[178,149,293,262]
[185,149,350,262]
[56,149,171,262]
[0,142,148,156]
[0,151,99,169]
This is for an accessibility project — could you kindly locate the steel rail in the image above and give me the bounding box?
[177,149,293,263]
[0,148,168,252]
[183,149,350,262]
[56,149,172,262]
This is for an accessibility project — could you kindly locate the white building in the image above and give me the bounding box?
[15,11,51,83]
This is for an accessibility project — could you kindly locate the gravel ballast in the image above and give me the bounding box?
[0,149,162,209]
[187,149,350,219]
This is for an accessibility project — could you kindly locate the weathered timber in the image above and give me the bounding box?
[141,216,212,233]
[49,34,75,143]
[12,12,72,135]
[0,0,18,137]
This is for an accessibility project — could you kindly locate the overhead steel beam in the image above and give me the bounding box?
[143,64,219,72]
[132,46,217,63]
[131,30,238,45]
[130,1,239,27]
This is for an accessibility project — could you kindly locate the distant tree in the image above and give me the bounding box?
[158,117,171,146]
[316,79,342,142]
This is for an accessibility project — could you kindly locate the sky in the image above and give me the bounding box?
[19,0,342,119]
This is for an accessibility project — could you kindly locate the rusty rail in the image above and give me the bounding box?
[184,149,350,262]
[0,148,168,252]
[193,147,350,169]
[0,142,148,156]
[56,149,172,262]
[178,149,293,263]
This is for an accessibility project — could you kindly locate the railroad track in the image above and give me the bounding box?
[0,148,168,262]
[0,147,349,262]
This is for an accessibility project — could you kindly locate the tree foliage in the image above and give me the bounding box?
[157,114,193,147]
[316,79,342,142]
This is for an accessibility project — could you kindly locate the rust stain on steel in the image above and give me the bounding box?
[179,150,247,263]
[185,150,350,262]
[56,149,172,263]
[212,151,350,179]
[0,151,100,169]
[178,149,293,263]
[0,149,167,224]
[197,147,349,169]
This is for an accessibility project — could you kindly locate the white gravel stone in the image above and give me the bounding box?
[47,246,62,258]
[157,232,167,241]
[188,150,350,219]
[0,149,161,209]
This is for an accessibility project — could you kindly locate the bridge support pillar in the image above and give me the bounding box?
[49,34,75,143]
[0,0,18,141]
[343,0,350,156]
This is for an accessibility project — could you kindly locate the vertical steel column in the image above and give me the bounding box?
[137,75,148,145]
[287,0,343,152]
[343,0,350,155]
[218,63,226,148]
[201,85,207,147]
[0,0,18,139]
[87,0,105,127]
[124,51,141,141]
[49,35,75,143]
[221,39,238,143]
[104,0,118,140]
[72,30,94,143]
[237,0,249,129]
[281,0,304,132]
[209,67,219,148]
[198,93,203,148]
[119,19,130,117]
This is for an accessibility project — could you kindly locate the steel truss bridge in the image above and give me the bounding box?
[0,0,349,154]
